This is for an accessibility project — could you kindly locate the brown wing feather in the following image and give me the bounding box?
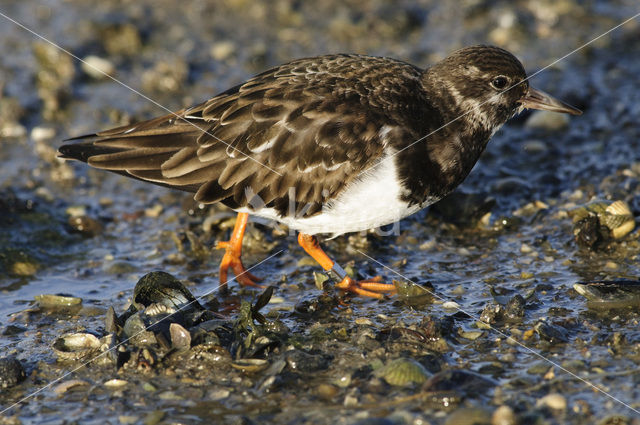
[59,54,425,217]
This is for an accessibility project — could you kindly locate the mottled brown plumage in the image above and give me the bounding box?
[60,45,580,234]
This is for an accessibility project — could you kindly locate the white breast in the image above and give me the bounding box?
[239,154,435,236]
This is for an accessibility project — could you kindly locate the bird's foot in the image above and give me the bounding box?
[216,240,263,288]
[334,275,396,299]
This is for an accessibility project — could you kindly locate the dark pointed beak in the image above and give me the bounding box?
[519,87,582,116]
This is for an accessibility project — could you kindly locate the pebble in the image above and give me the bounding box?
[536,393,567,410]
[522,139,548,153]
[492,405,517,425]
[0,357,26,388]
[145,204,163,217]
[445,407,491,425]
[315,383,339,401]
[118,416,139,425]
[208,388,230,400]
[68,215,103,237]
[66,205,87,217]
[343,395,362,409]
[81,55,116,79]
[605,261,618,270]
[210,41,236,60]
[520,243,533,254]
[0,122,27,138]
[143,410,165,425]
[12,261,38,276]
[104,379,128,389]
[30,126,56,142]
[525,110,570,131]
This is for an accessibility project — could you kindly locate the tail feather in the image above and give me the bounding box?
[58,139,122,163]
[57,120,212,196]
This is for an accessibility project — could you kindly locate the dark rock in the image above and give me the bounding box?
[0,357,26,388]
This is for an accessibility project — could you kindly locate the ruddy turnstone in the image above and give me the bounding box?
[59,45,581,298]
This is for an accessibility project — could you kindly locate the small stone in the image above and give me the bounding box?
[492,405,516,425]
[68,215,103,237]
[355,317,373,326]
[143,410,165,425]
[343,393,359,407]
[520,243,533,254]
[316,383,339,401]
[1,122,27,138]
[12,261,38,276]
[118,416,138,425]
[442,301,460,310]
[536,393,567,410]
[143,382,157,392]
[0,357,26,388]
[31,126,56,142]
[208,388,230,400]
[66,205,87,217]
[605,261,618,270]
[104,379,128,389]
[82,55,116,79]
[145,204,163,217]
[522,139,548,153]
[210,41,236,60]
[445,407,491,425]
[525,110,570,131]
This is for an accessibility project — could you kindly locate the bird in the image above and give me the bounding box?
[59,45,581,298]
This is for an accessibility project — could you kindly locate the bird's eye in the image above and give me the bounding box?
[491,76,509,90]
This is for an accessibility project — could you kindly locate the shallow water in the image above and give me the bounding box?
[1,0,640,423]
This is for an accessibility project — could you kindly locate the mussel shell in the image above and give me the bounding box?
[574,280,640,304]
[133,271,202,313]
[231,358,269,373]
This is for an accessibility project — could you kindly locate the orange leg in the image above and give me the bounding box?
[216,212,263,288]
[297,233,396,299]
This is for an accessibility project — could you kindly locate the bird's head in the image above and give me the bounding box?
[422,45,581,136]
